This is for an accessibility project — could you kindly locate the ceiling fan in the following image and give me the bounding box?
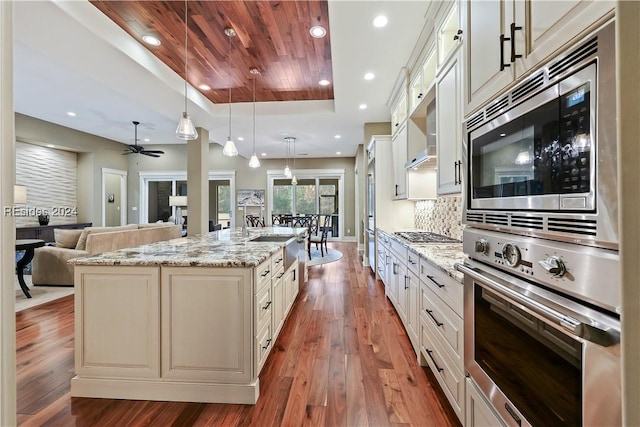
[123,121,165,158]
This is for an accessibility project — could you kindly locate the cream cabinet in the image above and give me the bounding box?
[391,91,408,135]
[391,123,408,199]
[409,49,437,116]
[466,378,506,427]
[465,0,615,114]
[437,1,463,68]
[436,48,463,195]
[71,248,300,405]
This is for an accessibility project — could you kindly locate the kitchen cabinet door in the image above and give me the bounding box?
[391,123,408,199]
[465,0,514,115]
[466,378,506,427]
[271,269,286,339]
[436,49,462,195]
[407,268,420,348]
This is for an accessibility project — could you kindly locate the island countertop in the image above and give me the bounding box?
[69,227,307,268]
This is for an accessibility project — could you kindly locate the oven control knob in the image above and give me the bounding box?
[502,243,521,267]
[538,256,567,277]
[474,239,489,254]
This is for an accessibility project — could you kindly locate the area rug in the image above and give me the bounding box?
[307,248,343,267]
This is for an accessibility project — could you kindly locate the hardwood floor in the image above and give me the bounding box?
[16,242,460,426]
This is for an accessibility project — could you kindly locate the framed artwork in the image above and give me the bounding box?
[237,189,265,206]
[107,193,115,203]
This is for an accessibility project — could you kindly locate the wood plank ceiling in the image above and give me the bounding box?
[90,0,333,104]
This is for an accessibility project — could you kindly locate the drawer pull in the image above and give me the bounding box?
[425,309,443,327]
[262,301,272,310]
[261,269,270,278]
[408,259,417,265]
[426,275,445,288]
[425,348,444,372]
[404,275,409,289]
[277,272,285,279]
[275,257,283,264]
[262,338,272,350]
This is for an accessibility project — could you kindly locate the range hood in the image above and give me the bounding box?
[405,146,437,169]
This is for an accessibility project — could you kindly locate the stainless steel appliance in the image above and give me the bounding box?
[458,19,621,427]
[457,229,620,427]
[463,21,617,249]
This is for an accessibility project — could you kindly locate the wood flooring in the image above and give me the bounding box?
[16,242,460,426]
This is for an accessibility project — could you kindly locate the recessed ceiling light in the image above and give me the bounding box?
[46,144,55,148]
[319,79,331,86]
[364,72,375,80]
[67,111,76,117]
[335,134,341,139]
[237,137,244,141]
[142,35,161,46]
[143,138,150,142]
[359,104,367,110]
[261,153,267,157]
[336,151,341,155]
[373,15,388,28]
[309,25,326,38]
[198,84,211,91]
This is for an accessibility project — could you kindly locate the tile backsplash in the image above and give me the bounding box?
[415,195,463,241]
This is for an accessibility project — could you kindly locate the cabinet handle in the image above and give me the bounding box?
[261,269,270,277]
[453,29,463,41]
[425,348,444,372]
[499,34,511,71]
[275,257,283,264]
[262,301,272,310]
[262,338,272,350]
[425,309,444,327]
[426,274,445,289]
[277,272,285,279]
[404,275,409,289]
[393,263,399,275]
[408,259,417,265]
[417,93,423,99]
[292,269,296,282]
[505,402,523,427]
[395,122,399,127]
[510,23,522,63]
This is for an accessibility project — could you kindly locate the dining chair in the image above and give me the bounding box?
[309,215,331,257]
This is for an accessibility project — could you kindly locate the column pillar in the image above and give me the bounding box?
[186,127,209,236]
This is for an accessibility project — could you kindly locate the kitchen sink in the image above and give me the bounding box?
[249,235,295,242]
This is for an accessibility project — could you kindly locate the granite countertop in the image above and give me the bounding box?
[377,228,466,283]
[69,227,307,268]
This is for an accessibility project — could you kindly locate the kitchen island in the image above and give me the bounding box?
[68,227,306,404]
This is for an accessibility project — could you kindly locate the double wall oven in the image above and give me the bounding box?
[458,20,620,426]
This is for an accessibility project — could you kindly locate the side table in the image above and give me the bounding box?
[15,239,45,298]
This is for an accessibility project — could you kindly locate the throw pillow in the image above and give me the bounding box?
[54,228,83,249]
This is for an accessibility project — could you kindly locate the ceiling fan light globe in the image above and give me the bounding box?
[223,137,239,156]
[176,112,198,140]
[249,154,261,168]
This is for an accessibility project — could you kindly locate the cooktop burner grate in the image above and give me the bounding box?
[394,231,461,244]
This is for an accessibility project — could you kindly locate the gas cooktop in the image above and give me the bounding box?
[394,231,461,244]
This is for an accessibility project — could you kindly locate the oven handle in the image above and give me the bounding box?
[456,263,619,347]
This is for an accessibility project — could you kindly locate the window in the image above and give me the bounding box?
[295,178,316,214]
[273,179,293,214]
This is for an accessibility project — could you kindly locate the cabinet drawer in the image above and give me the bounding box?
[421,284,463,371]
[420,322,464,421]
[390,239,407,260]
[255,323,273,375]
[255,257,272,294]
[271,249,285,273]
[407,249,420,275]
[255,285,272,332]
[419,258,463,315]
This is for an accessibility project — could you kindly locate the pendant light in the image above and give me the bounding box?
[283,137,292,178]
[223,27,239,157]
[248,68,261,168]
[175,0,198,140]
[291,137,298,185]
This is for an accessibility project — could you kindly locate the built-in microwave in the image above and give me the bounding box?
[463,21,617,249]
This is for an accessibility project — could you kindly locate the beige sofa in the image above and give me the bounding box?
[32,223,182,286]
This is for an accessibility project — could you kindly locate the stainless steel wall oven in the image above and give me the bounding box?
[458,19,620,427]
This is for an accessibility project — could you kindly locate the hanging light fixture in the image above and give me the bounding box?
[175,0,198,140]
[283,137,293,178]
[290,137,298,185]
[223,27,239,156]
[248,68,261,168]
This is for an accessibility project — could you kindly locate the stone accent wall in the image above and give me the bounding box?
[414,195,463,240]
